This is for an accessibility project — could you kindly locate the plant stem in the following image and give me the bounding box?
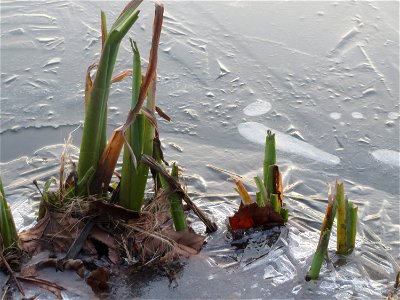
[270,193,280,213]
[266,164,279,199]
[254,176,268,207]
[280,208,289,222]
[306,192,337,280]
[336,182,347,254]
[346,200,358,253]
[169,163,188,231]
[306,229,331,281]
[0,177,18,250]
[263,130,276,191]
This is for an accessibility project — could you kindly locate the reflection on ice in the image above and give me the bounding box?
[238,122,341,165]
[371,149,400,168]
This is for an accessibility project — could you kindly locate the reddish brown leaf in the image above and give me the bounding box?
[229,203,284,231]
[90,127,125,194]
[86,267,110,295]
[88,226,120,264]
[155,105,171,122]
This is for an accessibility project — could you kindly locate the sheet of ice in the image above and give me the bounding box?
[243,100,272,116]
[238,122,341,165]
[371,149,400,167]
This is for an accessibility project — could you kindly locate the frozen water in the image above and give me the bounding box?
[238,122,341,165]
[1,0,399,298]
[243,100,272,116]
[371,149,400,167]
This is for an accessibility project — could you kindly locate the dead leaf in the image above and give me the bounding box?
[155,106,171,122]
[17,276,66,299]
[90,128,125,194]
[111,69,132,84]
[19,211,83,255]
[88,226,120,264]
[20,259,84,278]
[89,200,139,221]
[275,166,284,206]
[229,203,284,231]
[86,267,110,295]
[162,228,205,254]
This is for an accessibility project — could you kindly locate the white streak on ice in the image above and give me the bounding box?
[238,122,341,165]
[371,149,400,167]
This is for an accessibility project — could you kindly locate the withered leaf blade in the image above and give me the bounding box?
[274,166,284,206]
[229,203,284,231]
[20,259,84,279]
[19,211,84,255]
[155,105,171,122]
[16,276,66,299]
[122,2,164,131]
[111,69,132,84]
[162,228,205,254]
[141,106,159,134]
[84,63,97,110]
[90,127,125,194]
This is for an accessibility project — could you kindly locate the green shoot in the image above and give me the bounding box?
[254,176,268,207]
[77,1,142,195]
[306,191,337,281]
[336,182,358,254]
[346,200,358,252]
[0,177,18,250]
[270,193,280,213]
[336,182,347,254]
[168,163,188,231]
[264,130,276,192]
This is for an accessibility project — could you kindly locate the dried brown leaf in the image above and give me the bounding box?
[20,259,84,278]
[90,128,125,194]
[89,200,139,221]
[111,69,132,84]
[86,267,110,295]
[17,276,66,299]
[155,106,171,122]
[162,228,205,254]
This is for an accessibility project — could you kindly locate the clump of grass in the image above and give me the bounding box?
[233,130,288,223]
[306,181,358,280]
[76,0,143,196]
[0,177,18,250]
[118,40,156,212]
[336,182,358,254]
